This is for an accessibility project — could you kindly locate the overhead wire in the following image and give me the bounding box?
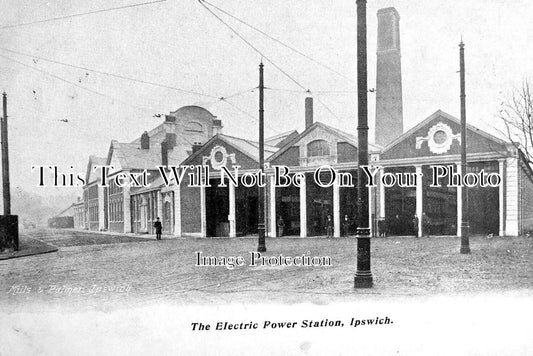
[0,47,218,99]
[198,0,342,124]
[220,86,257,100]
[201,0,354,84]
[0,53,158,114]
[197,0,308,93]
[1,49,262,124]
[218,98,284,135]
[0,0,167,31]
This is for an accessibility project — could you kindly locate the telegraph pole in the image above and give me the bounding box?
[0,92,18,251]
[459,41,470,254]
[354,0,373,288]
[257,62,266,252]
[2,92,11,215]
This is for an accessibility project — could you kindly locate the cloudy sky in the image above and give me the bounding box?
[1,0,532,196]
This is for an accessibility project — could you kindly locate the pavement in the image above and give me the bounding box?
[0,235,57,260]
[0,228,532,312]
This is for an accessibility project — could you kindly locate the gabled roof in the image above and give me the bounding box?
[131,175,166,195]
[106,140,189,171]
[53,203,75,218]
[265,130,299,147]
[268,121,382,162]
[181,133,279,166]
[222,134,278,160]
[85,155,107,184]
[381,110,508,156]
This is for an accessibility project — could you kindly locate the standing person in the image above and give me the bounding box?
[277,216,285,237]
[422,213,430,237]
[326,214,333,238]
[378,218,386,237]
[153,217,162,240]
[342,214,351,237]
[413,214,419,238]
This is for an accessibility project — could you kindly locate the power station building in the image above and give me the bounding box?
[75,7,533,238]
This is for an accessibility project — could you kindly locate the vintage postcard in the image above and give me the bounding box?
[1,1,532,355]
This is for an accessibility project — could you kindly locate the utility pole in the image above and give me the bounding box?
[0,92,18,251]
[459,41,470,254]
[354,0,373,288]
[2,92,11,215]
[257,62,266,252]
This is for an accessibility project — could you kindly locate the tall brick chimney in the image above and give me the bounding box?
[375,7,403,147]
[305,97,313,129]
[141,131,150,149]
[161,141,168,167]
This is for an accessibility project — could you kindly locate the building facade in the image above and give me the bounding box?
[75,106,533,238]
[73,7,533,238]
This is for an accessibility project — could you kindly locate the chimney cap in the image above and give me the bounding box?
[377,7,400,18]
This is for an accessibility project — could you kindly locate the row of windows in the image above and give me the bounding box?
[87,203,99,222]
[131,192,159,223]
[109,179,122,195]
[84,185,99,200]
[109,197,124,222]
[306,140,357,160]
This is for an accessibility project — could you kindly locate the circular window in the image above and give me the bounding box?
[433,130,447,144]
[427,123,455,154]
[214,151,224,162]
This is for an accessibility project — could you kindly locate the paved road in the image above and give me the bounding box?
[1,229,532,311]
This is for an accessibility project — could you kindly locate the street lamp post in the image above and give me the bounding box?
[354,0,373,288]
[257,62,266,252]
[459,41,470,254]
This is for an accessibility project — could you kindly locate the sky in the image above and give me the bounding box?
[0,0,532,197]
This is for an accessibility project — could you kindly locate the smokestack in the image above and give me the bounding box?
[141,131,150,149]
[161,141,168,167]
[305,97,313,129]
[375,7,403,147]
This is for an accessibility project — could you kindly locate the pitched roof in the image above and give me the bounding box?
[85,155,107,183]
[220,134,278,160]
[265,130,299,147]
[268,121,382,162]
[53,203,75,218]
[381,110,508,155]
[106,140,190,171]
[131,175,166,195]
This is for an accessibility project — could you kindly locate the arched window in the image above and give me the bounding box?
[185,121,204,133]
[307,139,330,157]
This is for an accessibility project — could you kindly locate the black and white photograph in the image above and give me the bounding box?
[1,1,532,355]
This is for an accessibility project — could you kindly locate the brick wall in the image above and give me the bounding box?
[505,157,519,236]
[519,160,533,234]
[180,174,202,236]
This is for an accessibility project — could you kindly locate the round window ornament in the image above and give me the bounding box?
[427,123,454,154]
[203,145,236,170]
[416,122,461,154]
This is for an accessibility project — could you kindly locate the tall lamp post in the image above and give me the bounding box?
[459,41,470,254]
[354,0,373,288]
[257,62,266,252]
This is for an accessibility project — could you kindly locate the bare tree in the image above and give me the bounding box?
[498,79,533,165]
